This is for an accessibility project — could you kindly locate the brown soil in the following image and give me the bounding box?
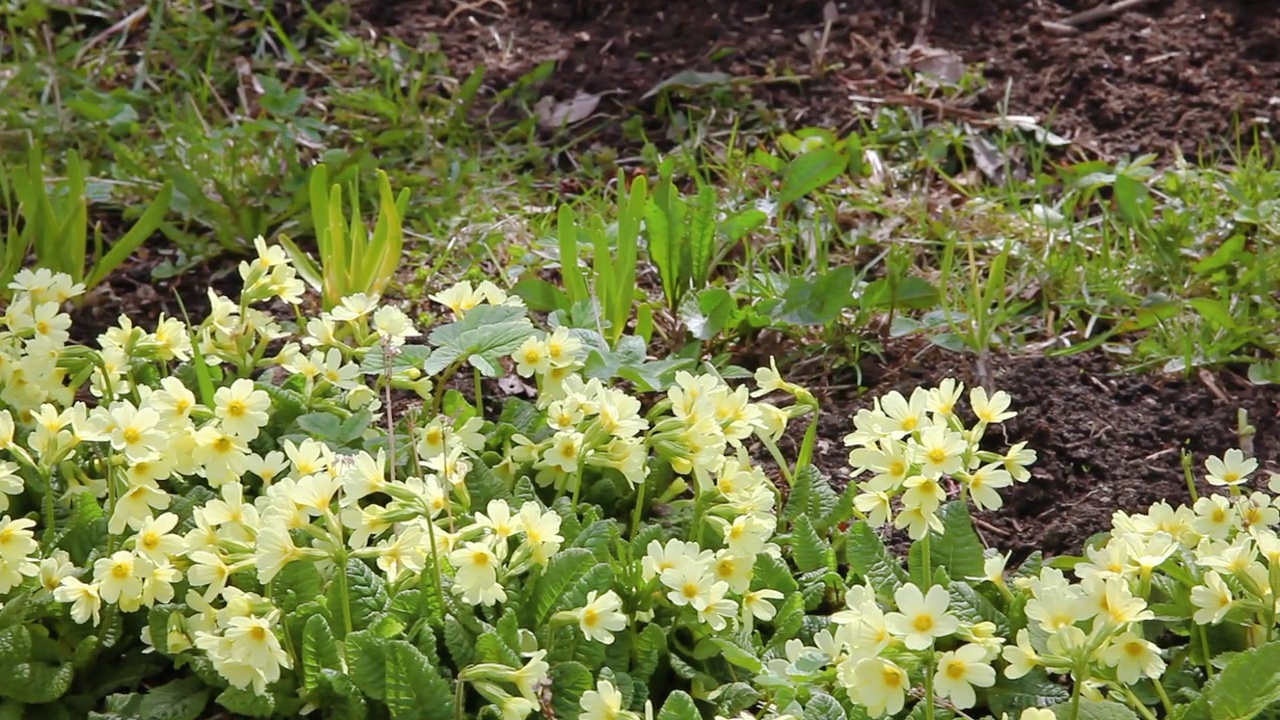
[362,0,1280,158]
[790,339,1280,560]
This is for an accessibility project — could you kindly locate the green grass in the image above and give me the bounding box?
[2,0,1278,384]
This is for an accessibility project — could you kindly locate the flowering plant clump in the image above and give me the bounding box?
[0,241,1277,720]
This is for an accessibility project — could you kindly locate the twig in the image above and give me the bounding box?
[438,0,509,26]
[74,5,149,64]
[1043,0,1160,30]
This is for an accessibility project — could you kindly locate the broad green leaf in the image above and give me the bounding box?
[327,558,390,636]
[345,630,387,701]
[0,625,31,665]
[689,182,718,289]
[555,563,615,618]
[425,313,534,377]
[443,614,475,668]
[707,638,762,674]
[1193,235,1246,274]
[302,614,342,695]
[987,670,1072,717]
[948,581,1009,635]
[570,520,618,559]
[1207,639,1280,720]
[385,640,454,720]
[476,631,522,667]
[658,690,700,720]
[792,514,831,573]
[511,277,571,312]
[532,548,596,625]
[132,677,209,720]
[318,669,370,720]
[908,502,986,585]
[711,682,761,717]
[805,692,848,720]
[632,624,667,682]
[752,552,799,596]
[773,266,857,325]
[0,659,70,703]
[845,522,907,596]
[770,593,806,647]
[778,148,846,205]
[550,661,594,720]
[216,686,275,718]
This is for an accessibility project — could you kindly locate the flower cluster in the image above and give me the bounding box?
[845,380,1037,538]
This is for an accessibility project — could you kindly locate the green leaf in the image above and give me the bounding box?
[908,502,985,585]
[0,661,73,703]
[752,552,799,596]
[345,629,387,701]
[689,182,718,288]
[216,686,275,718]
[134,677,210,720]
[657,690,700,720]
[550,661,594,720]
[385,640,455,720]
[845,522,907,596]
[632,624,666,683]
[711,682,761,717]
[805,692,848,720]
[778,148,846,205]
[1193,235,1246,274]
[1206,639,1280,720]
[773,266,857,325]
[532,548,596,625]
[555,563,615,617]
[302,613,342,696]
[0,626,31,664]
[85,182,172,288]
[948,581,1009,636]
[476,631,522,667]
[443,614,475,668]
[570,520,619,560]
[1050,699,1138,720]
[792,514,831,573]
[987,670,1072,717]
[770,593,806,647]
[425,305,534,377]
[511,277,570,313]
[327,558,390,636]
[706,638,762,674]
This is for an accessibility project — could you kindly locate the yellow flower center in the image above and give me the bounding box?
[122,428,141,445]
[882,666,903,688]
[225,400,246,418]
[213,437,233,453]
[1124,641,1146,658]
[912,614,935,633]
[944,660,967,680]
[582,607,600,628]
[900,417,918,432]
[250,626,267,642]
[681,582,700,600]
[111,562,131,579]
[927,448,947,464]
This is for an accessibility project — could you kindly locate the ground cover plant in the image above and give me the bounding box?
[2,1,1280,719]
[0,248,1276,720]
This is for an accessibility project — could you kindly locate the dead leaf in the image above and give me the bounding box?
[909,47,966,85]
[533,91,603,129]
[967,134,1006,181]
[641,70,734,100]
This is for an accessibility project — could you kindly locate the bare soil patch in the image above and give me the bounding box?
[362,0,1280,157]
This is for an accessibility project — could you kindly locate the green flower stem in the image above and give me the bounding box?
[454,677,466,720]
[1152,677,1175,717]
[41,465,57,546]
[570,456,586,512]
[1122,686,1158,720]
[432,358,466,416]
[473,367,483,421]
[408,417,447,610]
[921,530,932,588]
[923,641,937,720]
[1181,451,1198,503]
[629,477,648,542]
[757,434,794,486]
[1198,624,1215,680]
[1067,668,1084,720]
